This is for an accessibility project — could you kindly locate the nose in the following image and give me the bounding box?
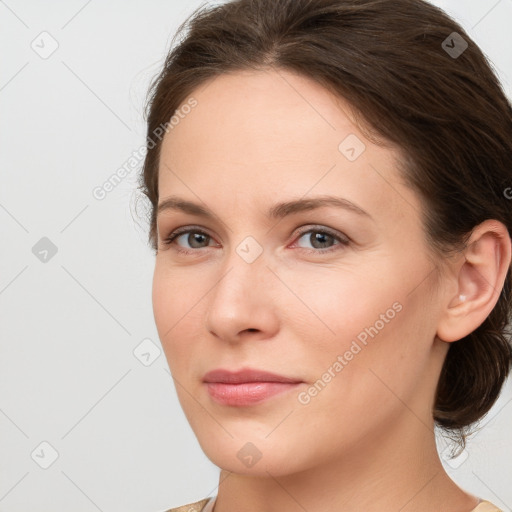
[204,249,280,344]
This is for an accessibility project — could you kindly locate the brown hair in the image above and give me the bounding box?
[138,0,512,452]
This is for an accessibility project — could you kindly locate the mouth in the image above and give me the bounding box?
[202,368,304,406]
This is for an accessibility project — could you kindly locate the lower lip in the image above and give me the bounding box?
[204,381,302,406]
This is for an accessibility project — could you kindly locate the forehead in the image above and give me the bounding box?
[162,68,364,170]
[158,69,422,229]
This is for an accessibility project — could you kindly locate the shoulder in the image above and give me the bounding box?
[472,500,503,512]
[163,497,212,512]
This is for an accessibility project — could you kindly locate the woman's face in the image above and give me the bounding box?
[153,68,448,475]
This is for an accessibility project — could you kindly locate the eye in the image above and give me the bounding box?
[161,226,216,255]
[160,224,350,255]
[292,226,350,254]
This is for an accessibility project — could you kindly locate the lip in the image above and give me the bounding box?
[203,368,303,406]
[203,368,302,384]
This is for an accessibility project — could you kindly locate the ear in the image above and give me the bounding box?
[436,219,511,343]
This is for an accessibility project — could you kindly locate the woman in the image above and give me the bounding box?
[138,0,512,510]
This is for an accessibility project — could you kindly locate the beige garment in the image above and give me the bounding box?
[164,496,503,512]
[163,497,211,512]
[471,501,503,512]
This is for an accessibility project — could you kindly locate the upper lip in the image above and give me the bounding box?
[202,368,303,384]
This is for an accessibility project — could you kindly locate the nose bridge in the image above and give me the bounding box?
[213,230,268,296]
[209,238,268,311]
[204,237,277,340]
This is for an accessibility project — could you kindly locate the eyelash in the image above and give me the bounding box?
[161,225,350,256]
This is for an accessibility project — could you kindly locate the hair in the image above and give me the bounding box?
[138,0,512,453]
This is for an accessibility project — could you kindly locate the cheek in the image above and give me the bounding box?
[295,273,435,428]
[152,263,174,338]
[286,259,431,390]
[152,261,204,326]
[278,262,403,348]
[152,262,205,369]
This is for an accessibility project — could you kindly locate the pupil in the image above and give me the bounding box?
[190,233,207,248]
[313,232,331,248]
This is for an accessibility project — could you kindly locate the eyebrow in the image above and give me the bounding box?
[157,194,372,220]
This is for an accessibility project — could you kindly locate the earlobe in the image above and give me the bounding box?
[436,219,511,343]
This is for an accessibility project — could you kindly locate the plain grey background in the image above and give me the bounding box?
[1,1,511,511]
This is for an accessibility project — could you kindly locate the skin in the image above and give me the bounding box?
[152,68,511,512]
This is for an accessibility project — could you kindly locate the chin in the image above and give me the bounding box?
[195,433,312,477]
